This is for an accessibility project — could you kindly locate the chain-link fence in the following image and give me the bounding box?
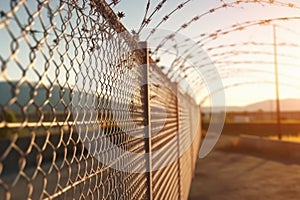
[0,0,201,199]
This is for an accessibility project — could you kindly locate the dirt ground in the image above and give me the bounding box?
[189,136,300,200]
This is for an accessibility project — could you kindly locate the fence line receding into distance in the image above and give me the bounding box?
[0,1,201,199]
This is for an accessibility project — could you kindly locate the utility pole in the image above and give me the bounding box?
[273,25,282,140]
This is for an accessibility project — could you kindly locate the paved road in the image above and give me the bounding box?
[189,137,300,200]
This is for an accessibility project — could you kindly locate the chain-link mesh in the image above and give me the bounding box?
[0,0,201,199]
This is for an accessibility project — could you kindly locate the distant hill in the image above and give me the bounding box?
[245,98,300,112]
[0,81,119,114]
[202,98,300,113]
[0,82,72,112]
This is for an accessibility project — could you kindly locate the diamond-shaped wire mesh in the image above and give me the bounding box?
[0,0,201,199]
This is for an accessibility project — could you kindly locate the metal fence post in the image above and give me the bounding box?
[175,84,182,199]
[139,41,153,200]
[189,96,194,176]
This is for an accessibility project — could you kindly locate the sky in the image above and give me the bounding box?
[110,0,300,107]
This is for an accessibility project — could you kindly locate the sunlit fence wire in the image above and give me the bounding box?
[0,0,201,199]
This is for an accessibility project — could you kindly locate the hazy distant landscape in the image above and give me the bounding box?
[201,98,300,137]
[202,98,300,113]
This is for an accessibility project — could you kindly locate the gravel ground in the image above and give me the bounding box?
[189,136,300,200]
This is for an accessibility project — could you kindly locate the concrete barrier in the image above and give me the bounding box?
[202,123,300,136]
[237,135,300,159]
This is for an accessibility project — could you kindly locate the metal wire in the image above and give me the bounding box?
[0,0,201,199]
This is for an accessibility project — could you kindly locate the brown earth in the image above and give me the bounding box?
[189,136,300,200]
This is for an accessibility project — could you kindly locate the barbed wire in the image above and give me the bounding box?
[195,68,300,96]
[153,36,300,75]
[275,23,300,35]
[146,5,299,64]
[150,17,300,81]
[156,16,300,61]
[142,0,300,40]
[140,0,193,37]
[205,41,300,52]
[104,0,300,102]
[194,17,300,47]
[107,0,122,7]
[136,0,168,34]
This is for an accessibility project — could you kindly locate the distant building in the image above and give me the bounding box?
[232,116,251,123]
